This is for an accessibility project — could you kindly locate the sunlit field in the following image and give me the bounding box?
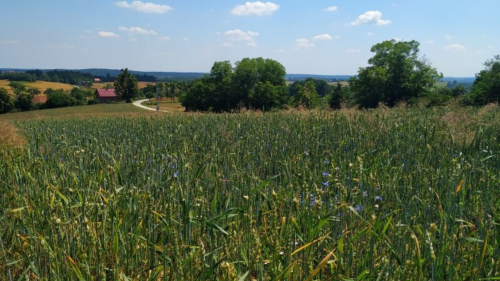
[1,106,500,280]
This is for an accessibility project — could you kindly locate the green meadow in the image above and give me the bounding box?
[1,105,500,280]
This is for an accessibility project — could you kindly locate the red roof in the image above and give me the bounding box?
[33,95,47,104]
[96,89,117,98]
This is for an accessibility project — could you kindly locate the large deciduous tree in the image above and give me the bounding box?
[350,40,442,108]
[463,55,500,105]
[114,68,139,103]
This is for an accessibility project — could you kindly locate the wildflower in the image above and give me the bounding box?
[170,164,176,169]
[244,195,249,201]
[324,160,330,164]
[280,251,284,255]
[362,191,368,197]
[355,204,363,212]
[375,196,383,201]
[304,150,309,156]
[322,172,330,177]
[322,182,329,187]
[174,171,179,177]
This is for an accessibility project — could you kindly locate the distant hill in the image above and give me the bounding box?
[0,68,476,83]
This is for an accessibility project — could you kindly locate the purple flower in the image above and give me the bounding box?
[322,182,329,187]
[362,191,368,197]
[322,172,330,177]
[355,204,363,212]
[324,160,330,164]
[170,164,176,169]
[174,171,179,177]
[375,196,383,201]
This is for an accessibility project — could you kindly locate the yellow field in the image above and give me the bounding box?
[91,82,155,89]
[0,79,75,95]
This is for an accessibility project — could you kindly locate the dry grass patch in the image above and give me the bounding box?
[0,121,26,150]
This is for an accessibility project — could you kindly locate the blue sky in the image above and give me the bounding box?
[0,0,498,76]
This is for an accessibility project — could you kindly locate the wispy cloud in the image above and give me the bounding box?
[312,34,332,41]
[295,38,315,49]
[345,49,361,53]
[183,37,190,42]
[444,44,466,51]
[351,11,391,26]
[98,31,120,38]
[158,36,171,41]
[224,29,259,47]
[119,26,157,35]
[231,1,280,16]
[115,1,172,14]
[487,45,495,49]
[324,6,338,12]
[426,40,434,44]
[222,42,234,48]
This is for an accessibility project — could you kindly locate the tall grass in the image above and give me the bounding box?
[1,106,499,280]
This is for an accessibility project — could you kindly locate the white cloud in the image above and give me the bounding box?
[98,31,119,38]
[85,30,93,34]
[313,34,332,41]
[367,32,374,36]
[224,29,259,47]
[183,37,190,42]
[276,49,286,53]
[445,35,452,41]
[296,38,315,49]
[0,40,20,45]
[444,44,466,51]
[222,42,234,48]
[119,26,157,35]
[350,11,391,26]
[487,45,495,49]
[324,6,338,12]
[159,36,171,41]
[426,40,434,44]
[115,1,172,14]
[345,49,361,53]
[231,1,280,16]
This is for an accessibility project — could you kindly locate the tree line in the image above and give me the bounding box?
[179,40,499,111]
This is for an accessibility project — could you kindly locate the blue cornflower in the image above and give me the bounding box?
[322,182,329,187]
[375,196,383,201]
[355,204,363,212]
[170,164,176,169]
[322,172,330,177]
[174,171,179,177]
[324,160,330,164]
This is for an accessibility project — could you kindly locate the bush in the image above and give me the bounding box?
[46,90,76,109]
[0,88,14,114]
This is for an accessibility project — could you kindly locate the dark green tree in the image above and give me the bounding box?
[0,88,14,114]
[350,40,442,108]
[463,55,500,105]
[46,90,76,108]
[329,82,343,109]
[293,80,319,108]
[15,92,34,111]
[114,68,139,103]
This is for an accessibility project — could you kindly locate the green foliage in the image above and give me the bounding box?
[462,55,500,105]
[114,68,139,103]
[141,84,156,99]
[293,80,320,108]
[0,72,36,82]
[329,82,343,109]
[9,81,27,95]
[45,89,76,108]
[0,88,14,113]
[70,88,87,106]
[350,40,442,108]
[14,92,34,111]
[181,58,288,112]
[26,70,93,86]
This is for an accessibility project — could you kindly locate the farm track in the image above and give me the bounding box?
[133,99,169,112]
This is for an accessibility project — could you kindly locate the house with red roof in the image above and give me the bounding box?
[95,89,119,103]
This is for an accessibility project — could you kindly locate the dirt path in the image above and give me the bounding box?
[132,99,169,112]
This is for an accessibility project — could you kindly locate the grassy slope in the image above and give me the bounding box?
[0,103,163,122]
[141,99,185,112]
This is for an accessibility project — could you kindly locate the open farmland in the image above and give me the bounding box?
[0,80,75,95]
[1,106,500,280]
